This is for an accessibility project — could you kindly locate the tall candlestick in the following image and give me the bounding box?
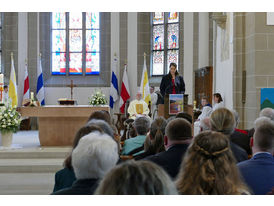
[0,74,3,103]
[31,92,34,100]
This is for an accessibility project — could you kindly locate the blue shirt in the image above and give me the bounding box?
[121,135,146,155]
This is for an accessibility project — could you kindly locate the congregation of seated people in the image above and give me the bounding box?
[51,106,274,195]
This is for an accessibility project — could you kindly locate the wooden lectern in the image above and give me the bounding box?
[158,94,193,120]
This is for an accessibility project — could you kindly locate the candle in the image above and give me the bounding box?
[0,74,3,103]
[31,92,34,100]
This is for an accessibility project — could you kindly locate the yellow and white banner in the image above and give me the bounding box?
[140,54,151,105]
[8,53,18,108]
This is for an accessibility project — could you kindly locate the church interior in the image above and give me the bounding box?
[0,10,273,197]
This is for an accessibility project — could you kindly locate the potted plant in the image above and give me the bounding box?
[0,104,22,147]
[88,90,107,106]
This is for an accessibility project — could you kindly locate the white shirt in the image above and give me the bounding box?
[213,101,224,111]
[150,92,158,117]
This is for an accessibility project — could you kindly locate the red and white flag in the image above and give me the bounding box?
[23,62,30,100]
[119,64,130,113]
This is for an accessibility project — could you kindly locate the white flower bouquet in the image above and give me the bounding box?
[0,105,22,134]
[89,90,107,106]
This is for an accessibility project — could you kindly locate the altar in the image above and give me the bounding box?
[18,105,110,146]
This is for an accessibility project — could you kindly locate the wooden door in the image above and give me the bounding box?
[195,66,213,109]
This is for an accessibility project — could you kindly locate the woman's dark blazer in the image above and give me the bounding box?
[160,74,185,99]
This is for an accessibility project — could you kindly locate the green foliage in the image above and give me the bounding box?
[0,105,22,134]
[88,90,107,106]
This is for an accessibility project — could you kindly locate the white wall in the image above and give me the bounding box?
[198,12,209,68]
[184,12,194,104]
[215,12,234,110]
[127,13,138,100]
[17,13,28,106]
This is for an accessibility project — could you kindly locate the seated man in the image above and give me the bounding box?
[121,116,151,155]
[237,121,274,195]
[128,92,149,120]
[145,118,192,179]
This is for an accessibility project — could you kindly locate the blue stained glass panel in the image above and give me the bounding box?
[86,52,100,75]
[153,25,164,50]
[152,51,164,75]
[52,30,66,52]
[166,50,178,73]
[86,12,99,29]
[52,12,66,29]
[168,24,179,49]
[86,30,100,52]
[69,12,82,29]
[69,30,82,52]
[69,53,82,75]
[153,12,164,25]
[52,52,66,75]
[168,12,179,23]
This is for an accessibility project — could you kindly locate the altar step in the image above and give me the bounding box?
[0,147,71,173]
[0,173,55,195]
[0,147,71,159]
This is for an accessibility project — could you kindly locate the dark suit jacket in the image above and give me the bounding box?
[237,153,274,195]
[160,74,185,101]
[230,130,252,155]
[230,141,248,163]
[53,167,76,192]
[145,144,189,179]
[52,178,99,195]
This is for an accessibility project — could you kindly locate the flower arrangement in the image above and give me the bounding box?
[89,90,107,106]
[0,104,22,134]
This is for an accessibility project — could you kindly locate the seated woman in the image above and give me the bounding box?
[212,93,224,111]
[128,91,149,120]
[95,160,178,195]
[52,125,103,192]
[176,131,250,195]
[134,117,167,160]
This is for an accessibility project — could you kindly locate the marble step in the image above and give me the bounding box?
[0,147,71,159]
[0,173,55,195]
[0,158,64,173]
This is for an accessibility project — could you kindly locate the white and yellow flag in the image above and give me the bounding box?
[140,54,151,105]
[8,53,18,108]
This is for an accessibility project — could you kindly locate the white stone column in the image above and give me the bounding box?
[198,12,209,68]
[184,13,194,104]
[17,12,28,106]
[111,12,120,114]
[127,12,138,100]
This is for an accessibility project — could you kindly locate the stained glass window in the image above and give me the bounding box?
[151,12,179,76]
[69,13,82,29]
[168,24,179,49]
[52,12,66,29]
[168,12,179,23]
[153,25,164,50]
[152,51,164,75]
[153,12,164,24]
[51,12,100,75]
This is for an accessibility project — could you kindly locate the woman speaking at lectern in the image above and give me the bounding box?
[160,63,185,103]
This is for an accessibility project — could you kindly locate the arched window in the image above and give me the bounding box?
[51,12,100,76]
[151,12,179,76]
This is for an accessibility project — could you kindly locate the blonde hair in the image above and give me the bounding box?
[210,108,236,135]
[95,160,178,195]
[176,131,249,195]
